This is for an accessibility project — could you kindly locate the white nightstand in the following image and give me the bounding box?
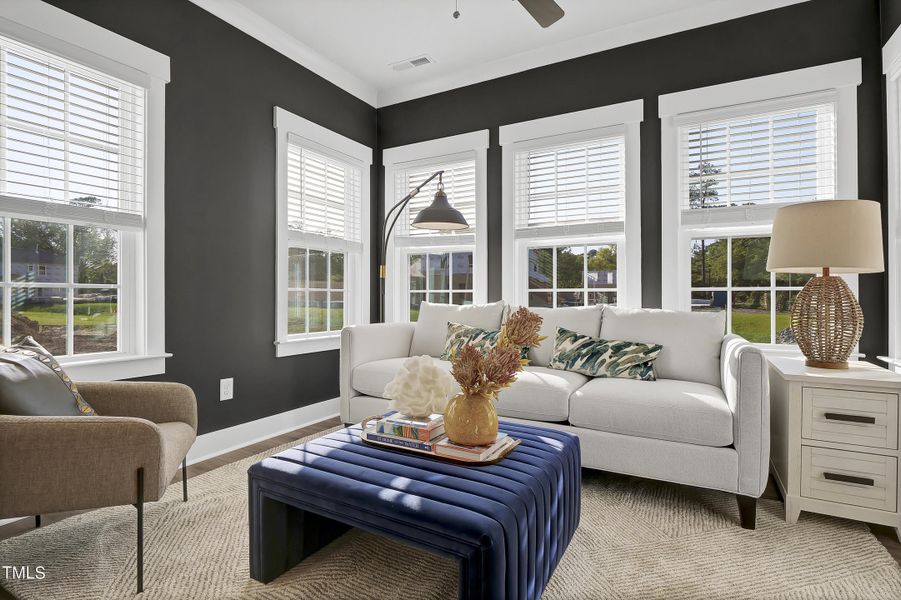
[769,356,901,540]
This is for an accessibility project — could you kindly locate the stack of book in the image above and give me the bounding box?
[362,412,517,462]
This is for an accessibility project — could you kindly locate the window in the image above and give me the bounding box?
[0,5,168,380]
[383,130,488,322]
[526,244,617,308]
[274,107,371,356]
[407,251,473,321]
[288,249,344,335]
[690,236,811,343]
[500,100,643,308]
[660,60,861,350]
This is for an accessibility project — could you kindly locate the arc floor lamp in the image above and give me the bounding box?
[379,170,469,322]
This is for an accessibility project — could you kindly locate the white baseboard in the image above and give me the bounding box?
[186,397,339,465]
[0,517,23,527]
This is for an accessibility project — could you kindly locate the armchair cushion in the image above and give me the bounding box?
[0,336,94,416]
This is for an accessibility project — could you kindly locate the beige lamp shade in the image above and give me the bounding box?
[766,199,884,274]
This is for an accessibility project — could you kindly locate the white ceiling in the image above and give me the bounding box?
[191,0,810,107]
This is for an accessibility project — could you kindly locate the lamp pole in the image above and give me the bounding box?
[379,170,444,323]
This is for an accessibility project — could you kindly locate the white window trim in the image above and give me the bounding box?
[0,0,169,381]
[382,130,489,322]
[499,99,643,308]
[273,107,372,357]
[883,33,901,372]
[659,60,861,355]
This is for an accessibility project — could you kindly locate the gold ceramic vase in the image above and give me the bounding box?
[443,392,498,446]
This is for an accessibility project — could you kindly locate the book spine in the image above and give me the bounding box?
[365,432,434,452]
[377,421,432,442]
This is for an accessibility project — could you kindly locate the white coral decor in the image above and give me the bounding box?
[383,355,455,418]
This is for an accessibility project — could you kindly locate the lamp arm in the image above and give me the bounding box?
[379,170,443,273]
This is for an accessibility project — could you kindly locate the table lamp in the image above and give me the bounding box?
[766,199,883,369]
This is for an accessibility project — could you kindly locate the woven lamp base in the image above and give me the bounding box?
[791,274,863,369]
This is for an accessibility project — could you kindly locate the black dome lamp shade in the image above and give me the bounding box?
[379,170,469,321]
[412,176,469,231]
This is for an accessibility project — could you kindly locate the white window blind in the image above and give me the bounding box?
[514,135,625,239]
[681,102,835,214]
[287,135,362,251]
[395,157,475,241]
[0,34,146,229]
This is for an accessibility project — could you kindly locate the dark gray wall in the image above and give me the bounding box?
[47,0,378,434]
[376,0,889,360]
[881,0,901,43]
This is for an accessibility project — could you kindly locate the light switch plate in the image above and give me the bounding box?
[219,377,234,401]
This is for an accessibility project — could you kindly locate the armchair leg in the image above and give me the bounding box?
[182,458,188,502]
[35,515,40,528]
[737,495,757,530]
[134,467,144,594]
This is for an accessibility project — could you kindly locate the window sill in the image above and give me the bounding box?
[58,353,171,381]
[275,334,340,357]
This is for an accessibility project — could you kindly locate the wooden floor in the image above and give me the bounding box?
[1,413,898,599]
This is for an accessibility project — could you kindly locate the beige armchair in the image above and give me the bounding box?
[0,381,197,593]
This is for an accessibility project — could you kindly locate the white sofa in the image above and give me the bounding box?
[340,301,770,529]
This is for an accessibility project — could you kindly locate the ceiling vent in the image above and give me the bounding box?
[391,55,434,72]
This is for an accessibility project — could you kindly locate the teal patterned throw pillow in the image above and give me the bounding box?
[441,322,501,360]
[440,322,531,361]
[548,327,663,380]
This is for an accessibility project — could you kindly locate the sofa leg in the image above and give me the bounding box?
[135,467,144,593]
[35,515,40,528]
[182,458,188,502]
[737,495,757,530]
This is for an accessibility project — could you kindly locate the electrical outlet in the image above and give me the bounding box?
[219,378,234,401]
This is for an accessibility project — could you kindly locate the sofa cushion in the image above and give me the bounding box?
[600,306,725,387]
[569,377,733,447]
[410,301,505,358]
[496,367,588,422]
[353,357,456,398]
[509,305,603,368]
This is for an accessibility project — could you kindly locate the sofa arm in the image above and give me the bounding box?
[721,334,770,497]
[0,415,165,517]
[340,322,415,423]
[77,381,198,432]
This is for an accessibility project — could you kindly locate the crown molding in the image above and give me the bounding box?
[188,0,377,106]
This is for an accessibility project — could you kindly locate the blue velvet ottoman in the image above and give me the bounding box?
[248,421,581,600]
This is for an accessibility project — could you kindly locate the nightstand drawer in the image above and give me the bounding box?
[801,387,898,449]
[801,446,898,512]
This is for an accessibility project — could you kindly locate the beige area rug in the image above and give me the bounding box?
[2,427,901,599]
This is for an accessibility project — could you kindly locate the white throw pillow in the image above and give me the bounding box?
[409,301,505,358]
[600,306,726,387]
[507,305,603,367]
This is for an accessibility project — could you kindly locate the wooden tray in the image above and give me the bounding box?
[359,416,520,466]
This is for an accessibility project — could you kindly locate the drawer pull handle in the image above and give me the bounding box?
[823,412,876,424]
[823,472,875,486]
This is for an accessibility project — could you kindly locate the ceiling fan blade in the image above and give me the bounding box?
[517,0,565,28]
